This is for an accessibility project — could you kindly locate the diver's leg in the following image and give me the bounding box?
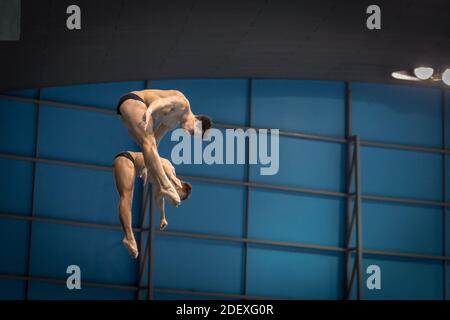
[113,157,138,258]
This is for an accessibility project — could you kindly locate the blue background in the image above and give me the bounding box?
[0,79,449,299]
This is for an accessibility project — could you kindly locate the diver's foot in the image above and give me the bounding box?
[160,185,181,207]
[160,219,168,231]
[122,237,139,259]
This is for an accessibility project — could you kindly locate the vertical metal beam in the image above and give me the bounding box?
[354,135,363,300]
[25,89,41,300]
[144,79,153,300]
[242,79,253,296]
[136,181,149,300]
[344,81,353,299]
[147,187,155,300]
[346,259,357,296]
[441,89,447,300]
[345,82,353,151]
[136,79,152,300]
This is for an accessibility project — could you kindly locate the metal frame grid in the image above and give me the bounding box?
[0,81,449,300]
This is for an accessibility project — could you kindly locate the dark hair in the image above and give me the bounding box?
[179,181,192,201]
[195,115,213,138]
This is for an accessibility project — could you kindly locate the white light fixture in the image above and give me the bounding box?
[414,67,434,80]
[391,71,419,81]
[442,69,450,86]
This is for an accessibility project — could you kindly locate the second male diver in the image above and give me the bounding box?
[113,151,192,258]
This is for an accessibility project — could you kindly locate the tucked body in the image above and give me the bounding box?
[116,89,211,208]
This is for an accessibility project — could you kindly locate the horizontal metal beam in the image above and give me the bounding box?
[360,139,446,155]
[153,287,277,300]
[0,94,115,115]
[1,151,450,208]
[0,212,146,233]
[1,94,449,154]
[156,230,346,253]
[348,248,450,262]
[0,273,141,291]
[2,209,448,263]
[0,272,275,300]
[0,152,347,199]
[161,230,450,263]
[181,174,348,199]
[0,152,112,172]
[2,151,449,209]
[215,123,347,144]
[362,194,447,208]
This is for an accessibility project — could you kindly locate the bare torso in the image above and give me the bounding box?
[131,89,190,128]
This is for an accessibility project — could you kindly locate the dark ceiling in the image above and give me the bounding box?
[0,0,449,91]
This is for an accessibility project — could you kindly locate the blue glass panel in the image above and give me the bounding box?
[361,256,443,300]
[0,279,26,300]
[252,80,345,136]
[361,146,441,200]
[154,236,243,294]
[41,81,145,110]
[353,83,441,147]
[38,105,137,165]
[0,219,29,274]
[34,163,140,227]
[250,136,345,192]
[249,188,344,247]
[247,245,343,299]
[0,99,36,155]
[0,158,33,214]
[363,201,442,255]
[152,181,245,237]
[30,222,137,285]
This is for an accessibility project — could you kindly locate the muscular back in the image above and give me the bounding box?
[131,89,190,127]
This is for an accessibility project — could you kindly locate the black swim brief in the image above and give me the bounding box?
[114,151,135,166]
[116,93,145,115]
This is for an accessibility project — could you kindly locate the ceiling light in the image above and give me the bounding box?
[391,71,419,81]
[442,69,450,86]
[414,67,434,80]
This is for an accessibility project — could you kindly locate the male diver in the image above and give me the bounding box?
[116,89,211,207]
[113,151,192,258]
